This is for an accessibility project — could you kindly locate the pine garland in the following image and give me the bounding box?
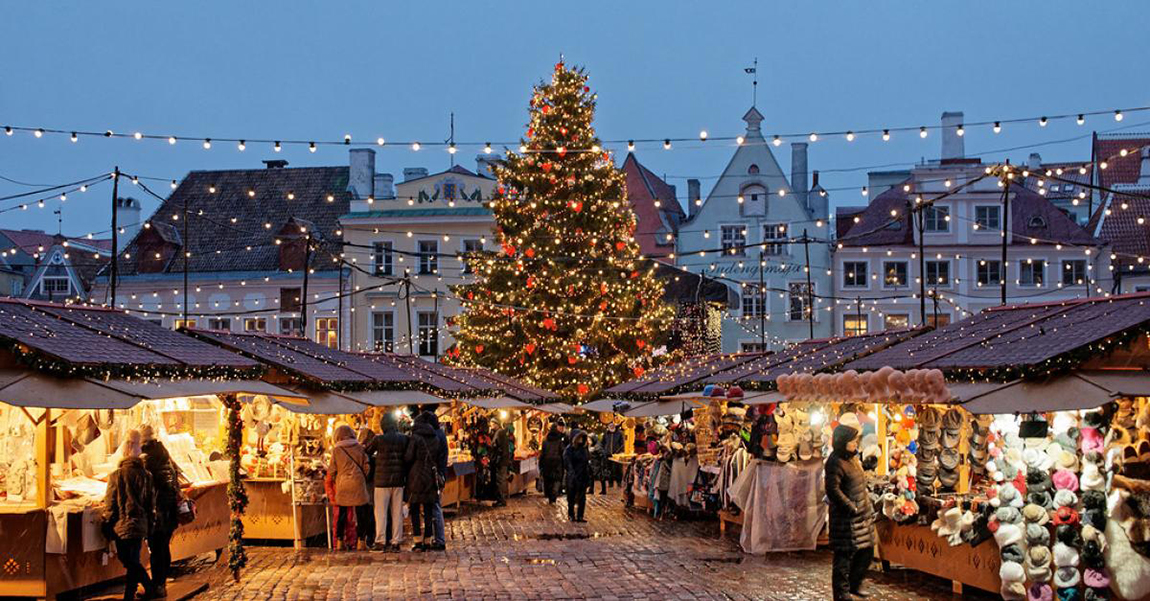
[222,393,248,580]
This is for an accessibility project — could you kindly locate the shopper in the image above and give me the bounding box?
[491,420,513,507]
[564,431,591,522]
[406,412,444,551]
[541,421,567,504]
[653,445,674,519]
[329,424,370,550]
[602,422,625,487]
[825,424,876,601]
[102,430,157,601]
[140,426,180,597]
[589,434,611,495]
[367,412,408,551]
[427,410,449,551]
[356,426,377,548]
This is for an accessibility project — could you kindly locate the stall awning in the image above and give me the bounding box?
[577,398,637,413]
[344,389,452,407]
[277,388,368,414]
[624,399,701,418]
[0,369,307,410]
[462,396,532,410]
[962,370,1150,415]
[534,403,576,414]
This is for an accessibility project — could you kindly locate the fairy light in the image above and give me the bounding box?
[698,130,708,141]
[412,142,421,151]
[1077,114,1085,125]
[993,122,1001,134]
[1115,110,1124,122]
[808,133,818,142]
[309,142,316,153]
[274,141,282,152]
[203,139,212,149]
[882,130,890,141]
[237,140,246,151]
[919,126,928,138]
[772,135,782,147]
[845,131,855,142]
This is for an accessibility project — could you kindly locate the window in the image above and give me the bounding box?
[40,276,70,296]
[762,223,788,255]
[11,280,22,296]
[243,317,267,332]
[1020,259,1045,287]
[461,239,483,274]
[975,206,1001,230]
[788,282,813,322]
[742,185,766,216]
[315,317,338,348]
[925,260,951,287]
[1028,215,1047,228]
[279,317,303,336]
[207,317,232,331]
[371,311,395,352]
[884,314,910,330]
[280,287,301,313]
[844,315,868,336]
[372,241,393,276]
[927,314,951,328]
[173,319,196,329]
[443,182,456,200]
[924,205,950,233]
[740,342,766,353]
[1062,260,1087,286]
[842,261,868,288]
[418,240,439,274]
[417,312,438,357]
[977,260,1002,286]
[741,285,765,317]
[883,261,909,288]
[747,164,760,175]
[720,226,746,256]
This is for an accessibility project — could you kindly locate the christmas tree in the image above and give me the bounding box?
[449,62,672,400]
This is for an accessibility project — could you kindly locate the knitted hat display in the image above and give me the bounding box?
[1082,508,1106,531]
[997,483,1025,508]
[1052,506,1080,527]
[1081,524,1106,552]
[995,523,1024,548]
[1001,543,1026,564]
[1052,469,1079,492]
[1001,561,1027,600]
[1082,567,1110,588]
[1025,544,1053,583]
[1023,503,1051,525]
[1027,523,1051,547]
[1053,542,1080,568]
[1053,566,1081,588]
[997,506,1024,525]
[1055,524,1083,548]
[1080,456,1106,492]
[1054,489,1078,509]
[1028,583,1054,601]
[1081,490,1107,512]
[1081,539,1105,569]
[1056,586,1081,601]
[1029,490,1055,511]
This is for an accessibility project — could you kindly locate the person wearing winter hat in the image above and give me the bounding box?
[1025,544,1053,583]
[825,424,875,601]
[1000,561,1027,600]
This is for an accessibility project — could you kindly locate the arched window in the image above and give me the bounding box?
[748,164,760,175]
[1028,215,1047,228]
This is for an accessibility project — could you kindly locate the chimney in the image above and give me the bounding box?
[941,111,964,161]
[262,159,289,169]
[476,155,500,179]
[687,179,702,218]
[1028,153,1043,171]
[1132,147,1150,186]
[791,142,808,208]
[347,149,375,200]
[115,197,141,252]
[374,173,395,199]
[403,167,429,182]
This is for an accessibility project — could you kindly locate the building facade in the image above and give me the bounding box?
[675,106,833,352]
[620,153,684,263]
[0,228,111,301]
[833,113,1109,336]
[91,160,349,345]
[340,150,499,358]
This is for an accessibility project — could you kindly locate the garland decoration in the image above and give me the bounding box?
[221,393,249,581]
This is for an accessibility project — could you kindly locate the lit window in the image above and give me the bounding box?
[315,317,338,348]
[372,312,395,352]
[844,315,868,336]
[372,241,394,276]
[883,261,909,288]
[243,317,267,332]
[884,314,909,330]
[788,282,813,322]
[417,312,438,356]
[1062,260,1087,286]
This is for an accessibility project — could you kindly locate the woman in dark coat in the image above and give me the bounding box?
[540,423,567,504]
[141,426,180,597]
[103,430,157,601]
[406,412,443,550]
[564,432,591,522]
[825,424,875,601]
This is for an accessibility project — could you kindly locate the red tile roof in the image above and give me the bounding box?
[843,293,1150,375]
[0,299,260,376]
[1089,187,1150,265]
[621,153,683,263]
[1094,134,1150,190]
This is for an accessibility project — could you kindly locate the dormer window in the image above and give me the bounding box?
[748,164,760,175]
[1028,215,1047,228]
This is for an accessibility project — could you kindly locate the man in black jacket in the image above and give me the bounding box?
[366,411,409,551]
[825,424,876,600]
[540,422,567,504]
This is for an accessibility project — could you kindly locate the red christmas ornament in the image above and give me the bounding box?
[541,162,552,172]
[577,383,589,395]
[527,128,534,138]
[475,345,484,354]
[467,291,474,300]
[633,366,646,378]
[524,343,536,355]
[636,340,646,349]
[583,86,589,93]
[630,271,639,279]
[525,248,535,258]
[599,301,608,311]
[599,283,608,295]
[542,317,556,330]
[571,201,583,212]
[502,244,516,256]
[555,62,564,71]
[526,276,535,288]
[556,146,567,157]
[542,105,550,114]
[615,241,626,251]
[568,356,578,365]
[560,127,568,136]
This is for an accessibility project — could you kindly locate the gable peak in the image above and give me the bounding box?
[742,107,764,133]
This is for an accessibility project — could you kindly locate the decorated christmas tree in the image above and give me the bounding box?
[449,62,672,400]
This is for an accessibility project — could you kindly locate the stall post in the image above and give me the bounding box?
[36,408,50,509]
[220,393,248,581]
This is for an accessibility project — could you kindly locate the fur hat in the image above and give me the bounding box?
[1023,503,1050,525]
[1052,469,1079,492]
[1081,539,1105,569]
[1080,460,1105,491]
[1053,489,1078,509]
[1083,567,1110,588]
[1082,508,1106,531]
[1002,581,1027,601]
[997,506,1024,525]
[1029,490,1055,511]
[1081,524,1106,553]
[1029,467,1053,492]
[1027,583,1053,601]
[1001,543,1026,564]
[998,484,1025,508]
[1082,490,1107,512]
[1053,542,1080,568]
[1106,514,1150,601]
[1053,566,1081,588]
[1026,523,1051,546]
[1000,560,1026,584]
[1025,544,1053,582]
[1052,506,1080,527]
[1056,524,1083,548]
[995,523,1024,548]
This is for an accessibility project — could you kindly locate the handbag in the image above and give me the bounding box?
[176,497,197,526]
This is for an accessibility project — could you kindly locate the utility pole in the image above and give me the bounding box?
[1001,166,1010,306]
[404,271,414,355]
[337,265,344,351]
[182,192,189,323]
[758,250,766,349]
[110,167,120,304]
[433,290,440,362]
[917,202,926,326]
[856,296,863,335]
[802,229,814,339]
[301,231,312,337]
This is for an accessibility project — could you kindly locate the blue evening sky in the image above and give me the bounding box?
[1,1,1146,236]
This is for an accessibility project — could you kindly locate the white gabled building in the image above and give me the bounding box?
[675,106,833,352]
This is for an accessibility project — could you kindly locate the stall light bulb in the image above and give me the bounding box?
[882,130,890,141]
[499,410,508,420]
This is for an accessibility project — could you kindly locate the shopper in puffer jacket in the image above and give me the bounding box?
[825,424,876,600]
[367,412,409,551]
[103,430,157,601]
[406,412,444,550]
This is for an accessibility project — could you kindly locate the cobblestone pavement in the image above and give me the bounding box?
[196,491,996,601]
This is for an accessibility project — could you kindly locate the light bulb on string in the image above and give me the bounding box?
[1115,110,1124,122]
[344,134,352,144]
[699,130,708,141]
[34,129,43,138]
[993,122,1001,134]
[882,130,890,141]
[919,126,928,138]
[237,140,246,151]
[274,141,282,152]
[70,132,78,142]
[1077,114,1085,125]
[956,125,965,137]
[663,139,671,150]
[203,139,212,149]
[808,133,818,142]
[168,136,176,145]
[4,126,12,136]
[412,142,421,151]
[845,131,855,142]
[484,142,492,154]
[309,142,316,153]
[448,143,457,155]
[627,140,635,151]
[772,135,782,147]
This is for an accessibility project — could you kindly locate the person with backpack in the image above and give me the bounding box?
[540,421,567,504]
[328,424,370,550]
[366,412,408,551]
[406,411,445,551]
[140,425,180,597]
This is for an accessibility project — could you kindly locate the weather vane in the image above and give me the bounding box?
[745,58,758,107]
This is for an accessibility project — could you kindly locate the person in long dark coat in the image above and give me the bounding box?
[491,421,513,507]
[103,430,157,601]
[366,412,409,551]
[406,412,444,551]
[140,426,180,597]
[564,431,591,522]
[824,424,876,600]
[540,422,567,504]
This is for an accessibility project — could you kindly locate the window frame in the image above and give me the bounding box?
[461,239,483,275]
[417,240,439,275]
[315,317,338,348]
[372,241,394,276]
[1019,259,1046,287]
[762,223,788,255]
[842,260,869,289]
[740,284,766,318]
[371,311,395,352]
[416,311,439,357]
[720,225,747,256]
[977,260,1003,286]
[207,317,232,331]
[974,205,1001,231]
[40,275,71,296]
[279,316,304,337]
[924,259,952,288]
[882,260,910,289]
[787,282,815,322]
[843,314,868,336]
[884,313,910,331]
[923,204,950,233]
[243,317,267,333]
[1061,259,1087,286]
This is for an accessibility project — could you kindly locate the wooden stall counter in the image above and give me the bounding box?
[442,460,475,511]
[875,520,1001,595]
[241,479,327,546]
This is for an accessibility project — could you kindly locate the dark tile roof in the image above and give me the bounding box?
[341,207,492,219]
[843,293,1150,374]
[1090,186,1150,264]
[111,166,352,276]
[0,299,259,375]
[655,264,731,304]
[838,182,1098,247]
[1094,134,1150,190]
[604,352,769,398]
[836,206,867,240]
[186,329,377,388]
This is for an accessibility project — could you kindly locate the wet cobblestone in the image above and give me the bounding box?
[197,491,995,600]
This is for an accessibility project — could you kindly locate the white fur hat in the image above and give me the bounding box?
[1053,542,1079,568]
[1000,560,1026,583]
[995,523,1024,548]
[1080,461,1105,491]
[1053,489,1078,509]
[1053,566,1080,588]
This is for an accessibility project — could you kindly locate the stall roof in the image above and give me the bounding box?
[624,398,703,418]
[0,299,261,377]
[462,396,532,410]
[0,369,305,410]
[534,402,576,414]
[372,354,558,403]
[576,398,645,413]
[961,370,1150,414]
[278,388,369,414]
[603,352,770,398]
[844,294,1150,375]
[717,329,924,387]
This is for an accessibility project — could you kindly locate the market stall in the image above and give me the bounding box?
[0,299,302,598]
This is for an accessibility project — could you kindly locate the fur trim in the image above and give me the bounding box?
[1105,517,1150,600]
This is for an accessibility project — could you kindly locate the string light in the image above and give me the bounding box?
[34,129,43,138]
[663,139,672,150]
[845,131,855,142]
[993,122,1001,134]
[698,130,708,141]
[773,135,782,147]
[808,133,818,142]
[70,132,78,142]
[1077,114,1085,125]
[237,140,246,151]
[168,136,176,145]
[1115,110,1124,122]
[882,130,890,142]
[919,126,928,138]
[956,124,965,137]
[412,142,421,151]
[203,139,212,149]
[484,142,492,154]
[309,142,317,153]
[1039,116,1048,127]
[274,141,282,152]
